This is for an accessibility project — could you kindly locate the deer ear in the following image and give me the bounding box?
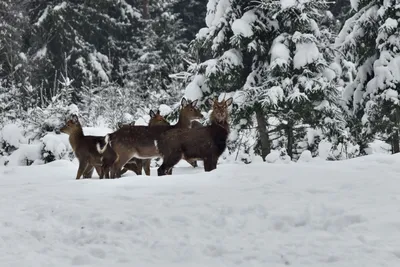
[181,98,188,107]
[191,99,198,107]
[157,110,161,115]
[207,98,214,106]
[225,97,233,106]
[149,110,156,118]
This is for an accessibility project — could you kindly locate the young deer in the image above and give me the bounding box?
[156,97,233,176]
[119,109,170,176]
[106,98,203,178]
[60,115,117,179]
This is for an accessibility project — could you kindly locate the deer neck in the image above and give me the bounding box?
[211,119,229,132]
[175,113,192,129]
[69,127,84,152]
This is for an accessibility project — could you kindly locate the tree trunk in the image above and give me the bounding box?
[286,124,294,159]
[393,130,400,154]
[142,0,149,19]
[255,107,270,161]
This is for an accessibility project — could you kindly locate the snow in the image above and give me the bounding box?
[184,75,206,101]
[34,6,49,26]
[2,153,400,266]
[270,35,290,64]
[206,0,231,28]
[33,46,47,60]
[293,42,320,69]
[263,86,284,106]
[158,104,173,115]
[231,10,257,38]
[298,150,312,162]
[41,134,68,160]
[280,0,296,9]
[350,0,363,11]
[382,18,398,29]
[88,52,110,82]
[53,2,67,11]
[6,144,42,166]
[82,127,113,137]
[0,124,26,148]
[196,27,209,39]
[219,49,243,70]
[19,52,27,62]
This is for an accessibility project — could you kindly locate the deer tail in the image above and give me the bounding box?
[96,134,110,154]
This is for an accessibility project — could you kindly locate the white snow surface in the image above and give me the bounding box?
[2,154,400,266]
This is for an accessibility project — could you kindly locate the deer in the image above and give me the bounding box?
[59,114,117,179]
[104,98,203,178]
[118,109,171,176]
[156,97,233,176]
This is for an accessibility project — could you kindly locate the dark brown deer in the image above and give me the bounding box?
[156,97,233,176]
[118,109,171,176]
[107,98,203,178]
[60,115,117,179]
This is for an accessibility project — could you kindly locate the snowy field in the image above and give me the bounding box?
[1,154,400,267]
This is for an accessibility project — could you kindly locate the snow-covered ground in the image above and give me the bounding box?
[1,154,400,267]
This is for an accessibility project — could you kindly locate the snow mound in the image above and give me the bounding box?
[0,124,26,148]
[298,150,312,162]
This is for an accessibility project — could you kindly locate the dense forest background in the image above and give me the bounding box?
[0,0,399,166]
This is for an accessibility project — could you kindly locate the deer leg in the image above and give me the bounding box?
[119,167,129,176]
[111,158,129,178]
[104,166,110,179]
[93,166,104,179]
[83,165,94,178]
[143,159,151,176]
[203,157,213,172]
[158,154,181,176]
[122,162,141,176]
[76,161,89,180]
[135,159,143,175]
[186,159,197,168]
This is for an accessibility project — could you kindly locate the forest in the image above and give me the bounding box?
[0,0,398,166]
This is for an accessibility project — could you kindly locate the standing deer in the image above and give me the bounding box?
[60,114,117,179]
[105,98,203,178]
[156,97,233,176]
[119,109,171,176]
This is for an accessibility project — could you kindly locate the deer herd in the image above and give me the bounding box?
[59,95,233,179]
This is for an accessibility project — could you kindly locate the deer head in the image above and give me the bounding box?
[180,97,204,122]
[208,97,233,123]
[60,114,82,135]
[149,110,169,126]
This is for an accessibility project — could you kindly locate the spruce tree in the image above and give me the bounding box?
[259,0,344,159]
[184,0,276,161]
[338,0,400,153]
[25,0,143,100]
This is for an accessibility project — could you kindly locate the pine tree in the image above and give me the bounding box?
[338,0,400,153]
[25,0,143,100]
[259,0,345,159]
[183,0,276,161]
[121,0,187,105]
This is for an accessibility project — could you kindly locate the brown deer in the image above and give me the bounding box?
[106,98,203,178]
[156,97,233,176]
[118,109,171,176]
[60,114,117,179]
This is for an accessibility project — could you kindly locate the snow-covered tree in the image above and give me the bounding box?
[338,0,400,153]
[183,0,277,161]
[26,0,143,100]
[258,0,345,159]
